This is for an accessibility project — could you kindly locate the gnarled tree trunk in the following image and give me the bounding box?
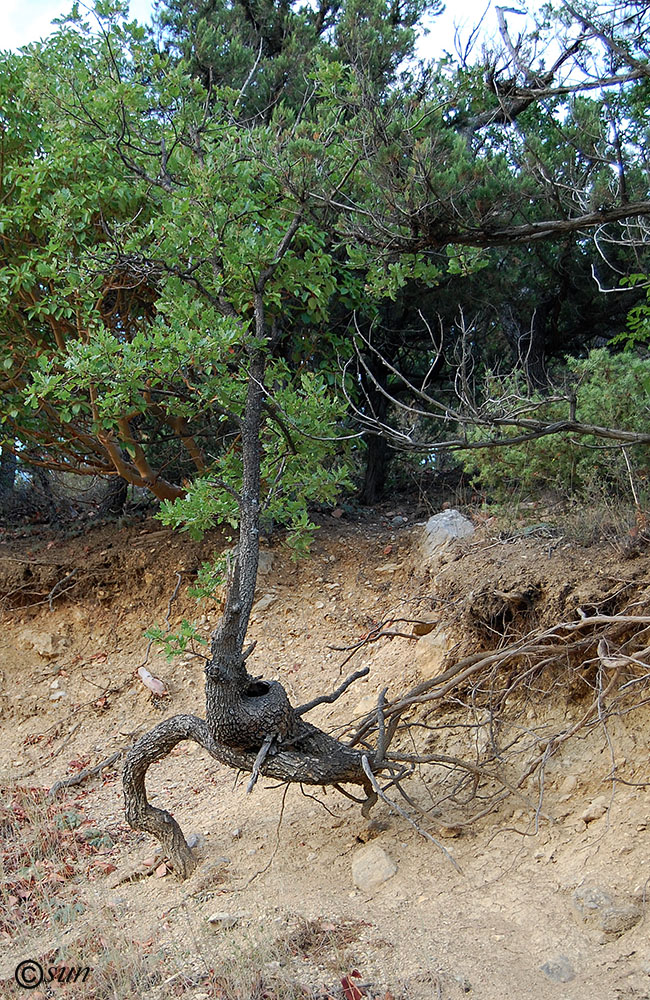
[123,278,379,878]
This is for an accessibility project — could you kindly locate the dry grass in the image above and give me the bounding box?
[196,917,369,1000]
[0,794,383,1000]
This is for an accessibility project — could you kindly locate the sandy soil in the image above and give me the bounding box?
[0,507,649,1000]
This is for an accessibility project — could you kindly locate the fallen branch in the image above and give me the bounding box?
[48,749,123,800]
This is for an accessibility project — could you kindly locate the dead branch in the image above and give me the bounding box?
[48,749,123,800]
[361,755,463,873]
[348,310,650,455]
[295,666,370,717]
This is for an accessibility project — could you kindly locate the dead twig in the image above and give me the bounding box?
[361,755,463,874]
[48,749,124,800]
[296,666,370,717]
[48,569,78,610]
[246,734,275,793]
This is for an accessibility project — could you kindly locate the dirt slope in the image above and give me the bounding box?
[0,510,649,1000]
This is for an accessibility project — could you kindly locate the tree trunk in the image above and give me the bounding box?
[123,231,379,879]
[0,445,16,507]
[360,431,390,505]
[98,476,129,517]
[358,364,392,505]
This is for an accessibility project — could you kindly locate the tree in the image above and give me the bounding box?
[1,2,402,875]
[6,0,650,877]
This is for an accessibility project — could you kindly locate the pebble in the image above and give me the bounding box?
[351,843,397,892]
[573,885,642,942]
[252,593,276,614]
[207,911,239,928]
[540,956,575,983]
[580,796,609,823]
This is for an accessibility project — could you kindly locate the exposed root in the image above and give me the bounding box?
[123,713,377,878]
[345,607,650,831]
[48,749,123,801]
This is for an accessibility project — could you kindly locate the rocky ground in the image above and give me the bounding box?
[0,502,649,1000]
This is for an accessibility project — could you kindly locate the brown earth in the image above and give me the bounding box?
[0,507,649,1000]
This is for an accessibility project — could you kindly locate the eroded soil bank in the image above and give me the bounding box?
[1,507,649,1000]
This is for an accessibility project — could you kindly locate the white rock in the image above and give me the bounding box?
[252,593,276,614]
[351,843,397,892]
[420,510,474,561]
[207,911,239,928]
[18,629,68,659]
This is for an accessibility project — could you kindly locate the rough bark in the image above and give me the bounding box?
[97,476,129,517]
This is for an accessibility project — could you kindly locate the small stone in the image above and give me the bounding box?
[540,956,575,983]
[580,796,608,823]
[258,550,274,575]
[207,911,239,928]
[252,593,276,614]
[186,832,205,849]
[573,885,642,942]
[231,827,242,840]
[375,562,400,574]
[351,843,397,892]
[49,689,67,700]
[391,516,407,527]
[18,628,68,659]
[558,774,577,797]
